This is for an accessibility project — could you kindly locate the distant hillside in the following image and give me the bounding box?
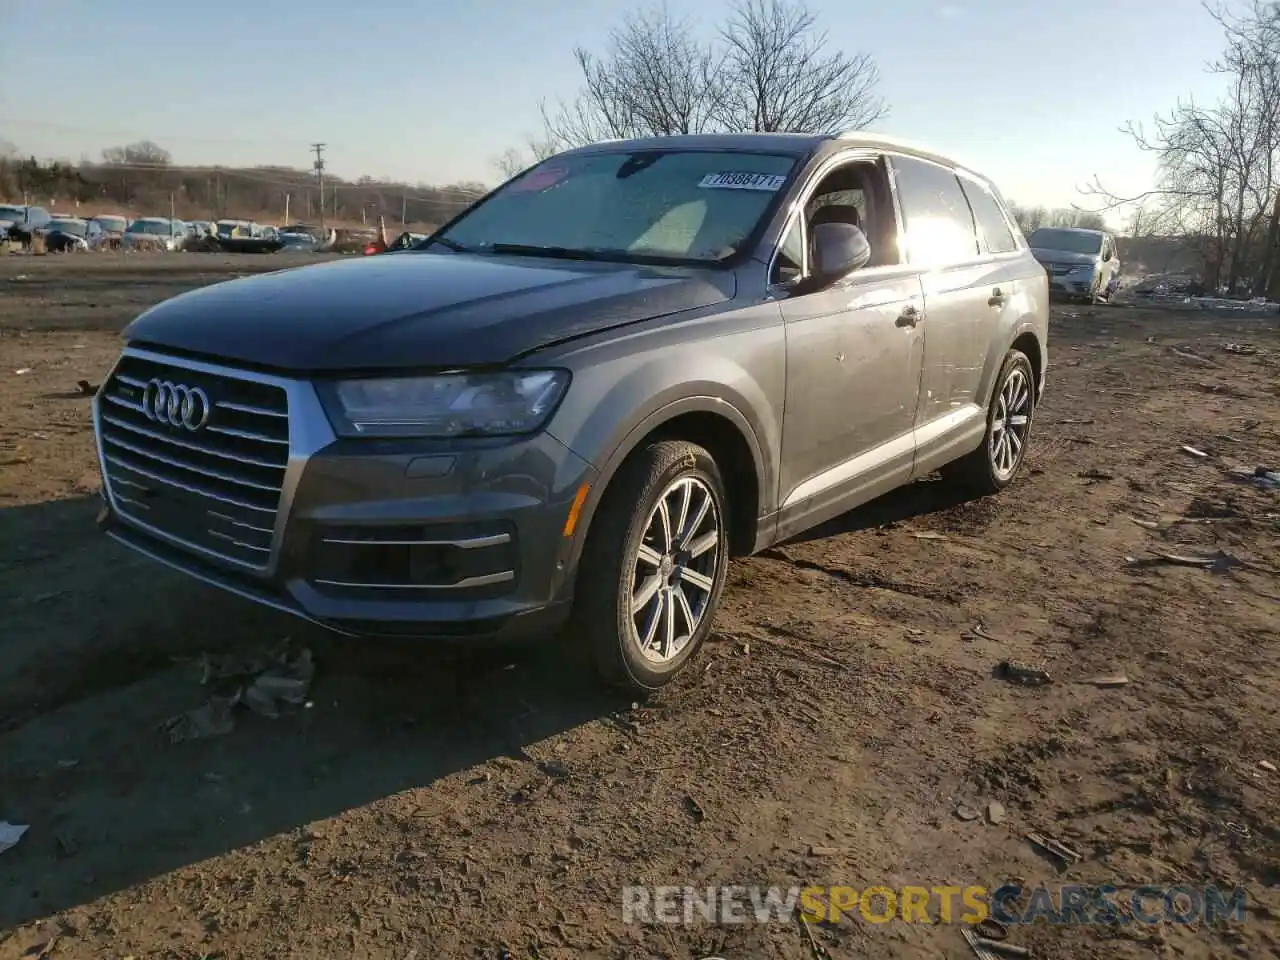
[0,148,489,228]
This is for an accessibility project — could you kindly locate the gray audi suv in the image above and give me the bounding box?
[92,131,1049,693]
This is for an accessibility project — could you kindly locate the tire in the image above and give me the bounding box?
[942,349,1036,496]
[1089,274,1103,305]
[572,439,730,694]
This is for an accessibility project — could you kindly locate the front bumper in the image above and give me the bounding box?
[93,347,594,641]
[1047,273,1095,297]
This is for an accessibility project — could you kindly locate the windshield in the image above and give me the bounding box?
[127,219,173,235]
[1028,228,1102,255]
[437,150,798,263]
[47,219,87,236]
[0,206,25,221]
[93,216,127,232]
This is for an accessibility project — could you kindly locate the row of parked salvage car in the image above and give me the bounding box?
[0,201,427,256]
[0,204,322,254]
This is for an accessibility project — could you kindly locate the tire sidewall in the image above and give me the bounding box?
[611,447,730,691]
[981,350,1035,491]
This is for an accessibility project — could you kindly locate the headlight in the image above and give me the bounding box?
[321,369,570,438]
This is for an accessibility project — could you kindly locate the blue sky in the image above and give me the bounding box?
[1,0,1236,219]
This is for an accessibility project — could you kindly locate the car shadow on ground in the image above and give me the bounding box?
[0,496,627,930]
[781,474,981,545]
[1,476,982,929]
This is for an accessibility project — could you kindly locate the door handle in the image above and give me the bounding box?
[896,305,920,328]
[988,288,1005,307]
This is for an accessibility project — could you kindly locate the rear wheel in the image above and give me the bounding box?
[572,440,730,694]
[942,349,1036,496]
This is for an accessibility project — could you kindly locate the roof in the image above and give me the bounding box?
[560,132,825,157]
[555,129,976,176]
[1030,225,1106,236]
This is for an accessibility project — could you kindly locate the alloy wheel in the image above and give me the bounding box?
[629,476,722,664]
[989,368,1032,481]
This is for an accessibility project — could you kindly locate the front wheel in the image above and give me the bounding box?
[572,440,730,694]
[942,349,1036,496]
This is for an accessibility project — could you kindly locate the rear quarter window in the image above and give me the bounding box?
[958,177,1017,255]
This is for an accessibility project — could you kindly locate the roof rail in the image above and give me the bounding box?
[834,130,936,150]
[834,130,984,174]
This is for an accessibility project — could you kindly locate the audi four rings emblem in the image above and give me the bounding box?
[141,378,211,431]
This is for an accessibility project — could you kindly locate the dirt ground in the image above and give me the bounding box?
[0,251,1277,960]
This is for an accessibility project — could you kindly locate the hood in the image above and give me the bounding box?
[123,250,735,371]
[1030,248,1099,265]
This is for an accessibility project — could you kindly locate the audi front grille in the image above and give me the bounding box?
[95,350,290,571]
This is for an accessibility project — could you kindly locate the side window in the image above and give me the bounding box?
[890,156,979,266]
[958,177,1017,255]
[771,214,805,284]
[803,157,900,271]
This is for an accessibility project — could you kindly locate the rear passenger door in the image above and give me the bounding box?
[888,155,996,461]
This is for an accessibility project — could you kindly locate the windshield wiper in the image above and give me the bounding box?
[424,236,472,253]
[488,242,634,263]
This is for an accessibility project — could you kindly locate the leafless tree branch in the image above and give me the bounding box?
[1081,2,1280,292]
[528,0,887,155]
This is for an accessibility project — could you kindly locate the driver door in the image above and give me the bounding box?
[774,155,925,540]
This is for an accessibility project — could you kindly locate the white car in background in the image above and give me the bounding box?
[122,217,187,251]
[1027,227,1121,303]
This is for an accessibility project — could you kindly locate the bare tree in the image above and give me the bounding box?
[101,140,172,166]
[493,148,528,180]
[540,6,720,150]
[713,0,887,133]
[1083,1,1280,293]
[1006,203,1106,236]
[535,0,886,153]
[1126,204,1153,238]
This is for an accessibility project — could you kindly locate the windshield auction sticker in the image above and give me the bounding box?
[509,165,571,193]
[698,171,788,191]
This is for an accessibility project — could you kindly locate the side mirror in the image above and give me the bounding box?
[812,222,871,282]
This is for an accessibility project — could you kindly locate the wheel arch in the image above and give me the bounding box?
[563,397,768,580]
[1010,328,1044,396]
[978,321,1045,409]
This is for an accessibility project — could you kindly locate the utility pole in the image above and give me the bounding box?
[283,193,290,226]
[311,143,326,232]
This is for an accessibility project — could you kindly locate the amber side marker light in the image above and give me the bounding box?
[562,483,591,537]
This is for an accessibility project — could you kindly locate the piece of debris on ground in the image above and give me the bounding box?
[162,644,314,742]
